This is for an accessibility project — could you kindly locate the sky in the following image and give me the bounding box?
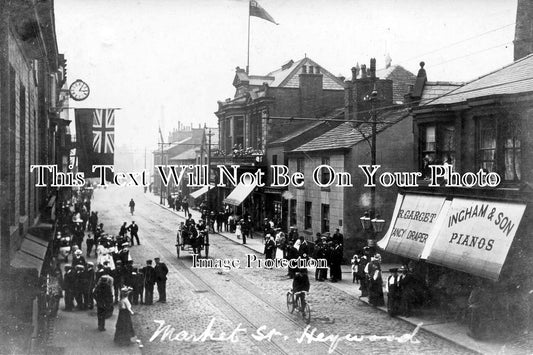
[54,0,517,166]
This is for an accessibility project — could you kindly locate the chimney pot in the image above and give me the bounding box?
[361,64,367,78]
[351,67,357,81]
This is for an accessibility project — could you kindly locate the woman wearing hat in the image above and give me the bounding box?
[114,286,135,346]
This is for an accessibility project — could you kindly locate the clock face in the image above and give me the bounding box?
[69,79,90,101]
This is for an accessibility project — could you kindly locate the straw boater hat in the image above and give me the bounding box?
[120,286,132,297]
[72,213,83,223]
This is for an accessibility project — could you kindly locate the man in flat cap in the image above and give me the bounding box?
[142,260,156,305]
[154,257,169,303]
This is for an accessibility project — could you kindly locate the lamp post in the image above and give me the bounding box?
[361,83,384,246]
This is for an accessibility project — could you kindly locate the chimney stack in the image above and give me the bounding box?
[361,64,367,78]
[369,58,376,78]
[514,0,533,60]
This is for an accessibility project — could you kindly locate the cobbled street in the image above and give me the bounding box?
[91,186,474,355]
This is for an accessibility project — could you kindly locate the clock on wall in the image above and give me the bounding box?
[69,79,90,101]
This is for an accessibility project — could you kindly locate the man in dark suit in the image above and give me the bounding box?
[142,259,156,305]
[127,221,140,245]
[154,257,169,303]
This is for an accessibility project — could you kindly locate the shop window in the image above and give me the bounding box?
[420,123,455,178]
[476,117,521,182]
[304,201,312,230]
[321,204,330,233]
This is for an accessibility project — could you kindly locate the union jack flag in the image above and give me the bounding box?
[92,109,115,154]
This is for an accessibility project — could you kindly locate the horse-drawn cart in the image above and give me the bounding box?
[176,222,209,258]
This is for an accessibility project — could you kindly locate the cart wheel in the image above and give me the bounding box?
[287,292,295,313]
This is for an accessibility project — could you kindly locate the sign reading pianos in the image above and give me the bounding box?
[423,198,526,280]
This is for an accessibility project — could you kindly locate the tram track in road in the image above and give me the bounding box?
[142,210,349,355]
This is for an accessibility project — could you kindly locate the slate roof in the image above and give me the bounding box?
[269,108,345,145]
[426,53,533,106]
[291,108,410,153]
[233,57,345,90]
[419,82,463,104]
[169,148,196,161]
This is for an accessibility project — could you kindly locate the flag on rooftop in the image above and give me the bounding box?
[250,0,278,25]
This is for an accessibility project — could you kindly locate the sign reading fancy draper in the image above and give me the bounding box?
[425,198,526,281]
[383,195,447,259]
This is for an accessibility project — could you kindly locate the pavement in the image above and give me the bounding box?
[146,192,528,355]
[42,245,143,354]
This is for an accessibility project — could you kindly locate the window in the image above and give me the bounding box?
[272,154,277,165]
[420,123,456,178]
[504,121,521,181]
[20,83,26,216]
[321,204,330,233]
[321,157,331,185]
[234,116,244,147]
[304,201,312,229]
[250,111,263,150]
[479,120,496,173]
[289,199,297,226]
[477,117,521,182]
[296,158,305,173]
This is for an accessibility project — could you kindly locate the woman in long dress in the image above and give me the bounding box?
[114,286,135,346]
[369,264,385,307]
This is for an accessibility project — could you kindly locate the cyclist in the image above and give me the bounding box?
[129,198,135,215]
[292,268,310,313]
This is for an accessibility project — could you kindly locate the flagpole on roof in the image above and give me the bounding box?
[246,0,251,74]
[247,0,278,75]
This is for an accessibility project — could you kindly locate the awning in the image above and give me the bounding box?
[378,194,448,260]
[189,184,215,199]
[223,181,257,206]
[10,232,49,272]
[422,198,526,281]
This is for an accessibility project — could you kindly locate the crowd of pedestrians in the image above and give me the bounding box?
[48,189,169,347]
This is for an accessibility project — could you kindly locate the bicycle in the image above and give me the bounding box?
[286,290,311,324]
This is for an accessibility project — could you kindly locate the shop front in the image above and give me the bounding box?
[379,191,531,338]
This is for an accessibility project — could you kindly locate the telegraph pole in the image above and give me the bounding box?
[157,142,172,205]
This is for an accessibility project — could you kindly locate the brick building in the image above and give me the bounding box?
[285,59,422,257]
[214,57,346,228]
[0,1,69,351]
[376,0,533,335]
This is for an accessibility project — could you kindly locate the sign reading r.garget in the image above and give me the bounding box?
[424,198,526,281]
[380,194,447,259]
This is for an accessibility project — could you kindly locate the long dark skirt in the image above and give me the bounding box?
[369,278,385,307]
[114,309,135,346]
